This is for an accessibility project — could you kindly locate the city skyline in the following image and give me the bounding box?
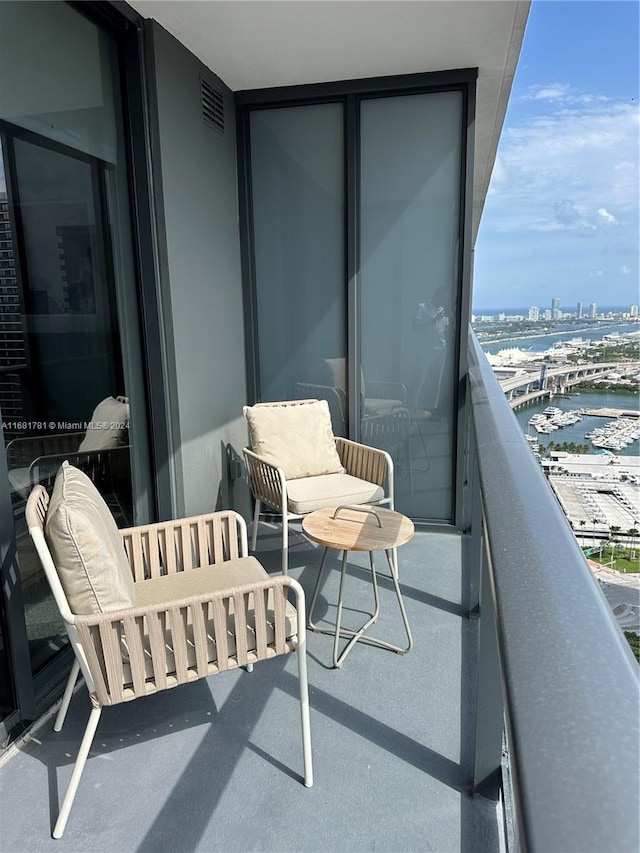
[473,1,639,311]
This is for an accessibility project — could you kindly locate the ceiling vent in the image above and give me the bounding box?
[201,77,224,134]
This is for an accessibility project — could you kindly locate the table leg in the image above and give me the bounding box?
[308,547,413,667]
[333,550,381,668]
[307,546,331,631]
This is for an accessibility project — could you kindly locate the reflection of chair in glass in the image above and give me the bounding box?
[297,383,413,490]
[243,398,394,575]
[7,396,132,524]
[321,357,407,418]
[26,463,313,839]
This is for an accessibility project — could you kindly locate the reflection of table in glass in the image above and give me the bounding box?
[302,505,414,668]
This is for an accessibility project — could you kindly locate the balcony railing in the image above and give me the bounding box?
[467,331,639,852]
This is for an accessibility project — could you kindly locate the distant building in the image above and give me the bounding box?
[528,306,539,321]
[630,304,638,317]
[576,301,582,318]
[589,302,597,319]
[0,192,25,429]
[544,308,552,320]
[551,297,560,320]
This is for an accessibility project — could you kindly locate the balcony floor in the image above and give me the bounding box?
[0,527,500,853]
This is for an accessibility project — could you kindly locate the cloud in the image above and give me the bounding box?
[525,83,571,101]
[480,94,638,235]
[597,208,617,224]
[475,80,639,308]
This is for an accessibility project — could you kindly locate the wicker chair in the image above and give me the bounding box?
[243,399,394,575]
[26,464,312,839]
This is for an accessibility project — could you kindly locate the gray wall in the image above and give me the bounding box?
[147,22,250,519]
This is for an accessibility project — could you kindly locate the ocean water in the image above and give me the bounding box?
[479,321,639,355]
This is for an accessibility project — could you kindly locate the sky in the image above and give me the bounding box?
[473,0,640,312]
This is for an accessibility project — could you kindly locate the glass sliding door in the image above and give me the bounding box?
[249,104,347,433]
[359,92,463,519]
[242,79,468,521]
[3,132,133,675]
[0,0,152,708]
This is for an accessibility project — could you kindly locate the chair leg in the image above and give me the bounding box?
[282,513,289,576]
[54,658,81,733]
[53,706,102,839]
[295,632,313,787]
[251,499,261,552]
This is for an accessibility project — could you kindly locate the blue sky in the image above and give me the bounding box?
[473,0,639,311]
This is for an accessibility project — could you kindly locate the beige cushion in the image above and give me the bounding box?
[323,358,366,395]
[79,396,129,452]
[45,462,134,615]
[127,557,297,679]
[286,472,384,515]
[244,399,344,480]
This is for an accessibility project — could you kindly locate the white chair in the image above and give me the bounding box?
[26,462,312,839]
[242,398,394,575]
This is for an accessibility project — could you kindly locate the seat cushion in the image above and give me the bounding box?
[244,398,344,480]
[286,472,384,515]
[126,557,297,679]
[79,396,129,452]
[45,461,134,615]
[364,397,404,416]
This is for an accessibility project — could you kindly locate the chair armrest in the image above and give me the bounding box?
[242,447,287,514]
[119,509,249,582]
[6,432,83,469]
[335,436,392,490]
[24,444,130,491]
[74,575,306,706]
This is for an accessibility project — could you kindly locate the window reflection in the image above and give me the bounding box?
[1,133,133,674]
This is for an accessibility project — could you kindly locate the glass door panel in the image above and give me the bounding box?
[249,103,347,433]
[359,92,463,520]
[2,134,132,675]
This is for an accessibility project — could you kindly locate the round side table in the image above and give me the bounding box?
[302,505,414,668]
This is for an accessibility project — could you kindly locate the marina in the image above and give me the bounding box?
[516,391,640,456]
[527,405,640,450]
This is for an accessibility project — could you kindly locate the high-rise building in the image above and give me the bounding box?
[576,301,582,318]
[589,302,597,319]
[0,192,25,429]
[630,304,638,317]
[551,297,560,320]
[528,306,539,321]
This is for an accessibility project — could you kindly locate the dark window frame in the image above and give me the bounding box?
[236,69,477,525]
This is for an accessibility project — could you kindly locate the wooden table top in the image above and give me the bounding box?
[302,505,414,552]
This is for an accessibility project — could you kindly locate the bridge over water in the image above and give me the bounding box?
[497,362,640,410]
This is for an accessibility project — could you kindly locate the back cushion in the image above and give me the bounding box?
[244,399,345,480]
[79,396,129,452]
[45,462,135,615]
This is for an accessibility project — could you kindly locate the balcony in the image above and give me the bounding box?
[0,335,637,852]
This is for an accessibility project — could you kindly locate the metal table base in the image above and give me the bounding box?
[307,545,413,669]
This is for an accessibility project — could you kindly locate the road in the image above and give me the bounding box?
[588,560,640,634]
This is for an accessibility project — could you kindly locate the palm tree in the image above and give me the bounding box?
[627,527,638,561]
[592,518,599,550]
[610,526,621,567]
[579,519,586,548]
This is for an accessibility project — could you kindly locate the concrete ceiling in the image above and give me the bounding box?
[127,0,530,241]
